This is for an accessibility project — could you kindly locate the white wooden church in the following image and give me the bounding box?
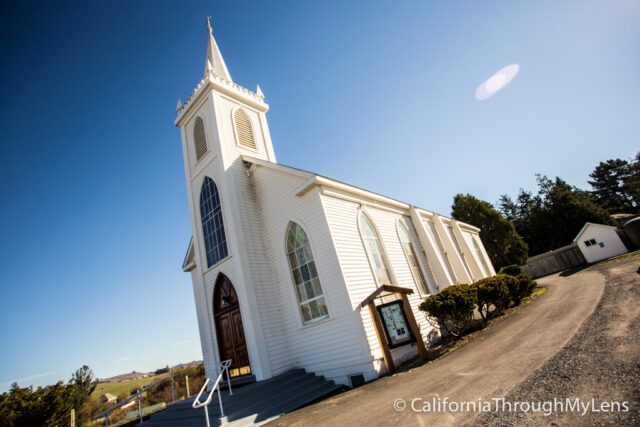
[178,22,496,388]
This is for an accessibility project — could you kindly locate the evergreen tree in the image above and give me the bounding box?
[0,366,94,426]
[588,156,638,213]
[499,175,614,255]
[72,365,96,395]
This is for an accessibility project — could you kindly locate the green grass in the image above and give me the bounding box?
[522,287,547,303]
[91,375,166,398]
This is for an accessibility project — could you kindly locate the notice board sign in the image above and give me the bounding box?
[377,300,415,348]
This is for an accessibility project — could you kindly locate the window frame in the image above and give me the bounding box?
[396,218,435,296]
[357,209,396,288]
[199,176,229,269]
[284,221,330,327]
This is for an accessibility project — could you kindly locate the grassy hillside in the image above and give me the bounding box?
[91,375,165,398]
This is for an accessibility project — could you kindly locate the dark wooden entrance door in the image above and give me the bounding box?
[213,275,251,377]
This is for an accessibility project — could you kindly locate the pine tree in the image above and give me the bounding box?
[588,153,640,213]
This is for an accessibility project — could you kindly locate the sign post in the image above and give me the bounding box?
[360,285,429,374]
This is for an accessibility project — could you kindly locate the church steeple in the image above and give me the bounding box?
[205,17,232,81]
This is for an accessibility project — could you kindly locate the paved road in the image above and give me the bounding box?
[269,262,610,426]
[473,258,639,426]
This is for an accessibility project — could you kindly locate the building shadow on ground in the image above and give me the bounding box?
[559,263,593,277]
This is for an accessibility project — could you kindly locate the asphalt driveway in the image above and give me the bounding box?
[269,258,621,426]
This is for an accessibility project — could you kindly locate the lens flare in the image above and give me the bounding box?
[475,64,519,100]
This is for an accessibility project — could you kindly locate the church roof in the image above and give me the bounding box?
[241,155,480,232]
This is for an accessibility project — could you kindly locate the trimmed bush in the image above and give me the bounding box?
[418,284,477,337]
[474,276,513,322]
[498,264,522,276]
[509,273,537,305]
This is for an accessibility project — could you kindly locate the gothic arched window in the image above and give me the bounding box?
[358,212,393,286]
[233,108,257,150]
[286,222,328,324]
[397,220,436,294]
[193,116,208,161]
[200,177,228,268]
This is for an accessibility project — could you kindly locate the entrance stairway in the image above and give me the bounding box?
[142,369,345,426]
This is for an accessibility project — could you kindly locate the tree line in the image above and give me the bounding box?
[0,366,96,426]
[452,153,639,270]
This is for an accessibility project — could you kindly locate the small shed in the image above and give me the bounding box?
[573,223,628,263]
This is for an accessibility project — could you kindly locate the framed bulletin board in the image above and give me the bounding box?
[376,300,415,348]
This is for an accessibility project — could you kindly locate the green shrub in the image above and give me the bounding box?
[509,274,537,305]
[419,284,477,337]
[498,264,522,276]
[474,276,513,322]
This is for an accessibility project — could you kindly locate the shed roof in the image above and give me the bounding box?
[573,222,618,242]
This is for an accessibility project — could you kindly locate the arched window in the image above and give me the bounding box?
[193,116,208,161]
[200,177,228,268]
[359,212,393,286]
[233,109,257,150]
[286,222,328,324]
[397,220,436,294]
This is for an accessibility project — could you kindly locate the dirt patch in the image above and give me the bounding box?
[471,259,640,426]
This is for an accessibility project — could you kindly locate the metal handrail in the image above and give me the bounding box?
[93,374,176,426]
[192,359,233,427]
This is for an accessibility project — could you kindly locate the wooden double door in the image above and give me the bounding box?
[213,275,251,378]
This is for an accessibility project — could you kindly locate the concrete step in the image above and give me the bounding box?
[219,374,256,389]
[151,373,319,421]
[226,379,344,426]
[142,369,344,426]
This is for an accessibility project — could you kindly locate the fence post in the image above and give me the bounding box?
[70,408,75,427]
[186,375,190,398]
[138,391,144,424]
[171,376,175,403]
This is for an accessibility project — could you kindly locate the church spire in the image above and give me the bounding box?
[204,17,232,81]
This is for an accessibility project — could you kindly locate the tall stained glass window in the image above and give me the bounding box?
[200,177,228,268]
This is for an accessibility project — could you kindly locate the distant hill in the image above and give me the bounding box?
[100,371,154,383]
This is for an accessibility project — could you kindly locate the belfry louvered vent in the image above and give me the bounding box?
[233,109,257,150]
[193,116,208,161]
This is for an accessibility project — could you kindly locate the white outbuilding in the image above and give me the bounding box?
[176,22,496,388]
[573,223,628,264]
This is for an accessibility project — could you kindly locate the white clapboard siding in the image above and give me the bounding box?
[364,207,439,348]
[218,97,290,377]
[250,166,377,384]
[190,270,217,380]
[322,196,439,366]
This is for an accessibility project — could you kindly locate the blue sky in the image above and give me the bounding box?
[1,0,638,391]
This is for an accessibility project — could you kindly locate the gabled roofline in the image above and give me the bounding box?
[182,237,196,272]
[241,156,481,233]
[573,222,618,242]
[242,155,313,179]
